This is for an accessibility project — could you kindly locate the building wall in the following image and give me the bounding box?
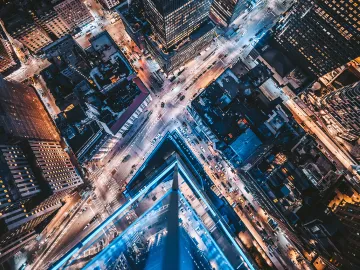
[273,0,360,77]
[53,0,94,30]
[11,23,52,53]
[0,145,41,212]
[0,230,37,262]
[0,38,16,74]
[146,26,215,73]
[210,0,247,27]
[0,139,83,261]
[116,94,152,137]
[334,201,360,267]
[321,81,360,140]
[144,0,212,49]
[35,10,71,38]
[0,202,61,262]
[27,140,83,193]
[100,0,121,9]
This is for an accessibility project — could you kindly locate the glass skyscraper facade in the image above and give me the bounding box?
[144,0,212,50]
[143,0,216,73]
[273,0,360,77]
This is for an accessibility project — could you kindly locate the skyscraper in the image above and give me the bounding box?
[0,77,60,142]
[321,81,360,141]
[143,0,216,73]
[273,0,360,77]
[51,131,256,269]
[144,0,212,49]
[210,0,248,27]
[0,77,82,261]
[0,141,82,261]
[334,201,360,267]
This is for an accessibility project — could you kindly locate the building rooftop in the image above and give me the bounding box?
[109,77,150,134]
[259,46,295,78]
[116,3,146,34]
[230,128,263,162]
[90,31,132,66]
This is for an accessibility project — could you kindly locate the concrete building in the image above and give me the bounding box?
[42,34,90,83]
[25,140,83,195]
[210,0,248,27]
[0,141,83,262]
[53,0,94,30]
[0,75,83,261]
[4,15,53,53]
[0,38,17,74]
[334,201,360,267]
[321,81,360,141]
[99,0,121,9]
[143,0,215,73]
[116,2,147,50]
[273,0,360,77]
[32,9,71,39]
[0,77,60,142]
[145,20,216,73]
[85,77,152,140]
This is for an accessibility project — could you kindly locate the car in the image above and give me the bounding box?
[221,167,226,172]
[179,95,185,101]
[157,114,162,120]
[161,102,165,108]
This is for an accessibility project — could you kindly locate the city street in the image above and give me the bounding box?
[21,0,353,268]
[31,0,301,268]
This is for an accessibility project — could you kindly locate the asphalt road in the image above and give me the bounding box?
[23,0,330,268]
